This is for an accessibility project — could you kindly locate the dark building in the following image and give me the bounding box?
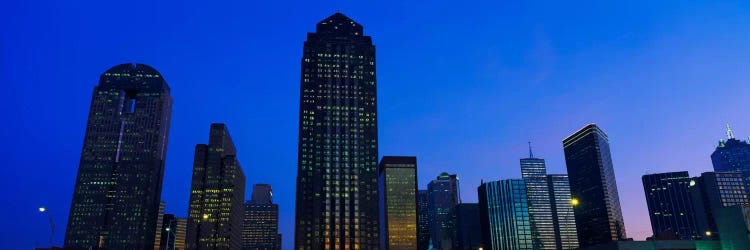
[243,184,280,250]
[455,203,482,250]
[520,145,556,249]
[690,171,749,239]
[641,171,699,240]
[64,63,173,250]
[378,156,418,250]
[562,124,626,247]
[478,179,533,250]
[294,12,379,250]
[428,173,460,250]
[547,174,578,249]
[186,124,246,250]
[158,214,178,250]
[417,190,430,250]
[711,125,750,192]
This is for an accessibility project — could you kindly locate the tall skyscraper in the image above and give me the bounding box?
[546,175,578,250]
[562,124,626,247]
[455,203,482,250]
[64,63,173,250]
[478,179,533,250]
[378,156,418,250]
[186,124,246,250]
[520,144,555,249]
[427,173,460,250]
[641,171,699,240]
[294,12,379,250]
[690,171,749,239]
[711,125,750,192]
[243,184,280,250]
[417,190,430,250]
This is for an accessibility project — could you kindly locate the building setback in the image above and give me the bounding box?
[294,12,379,250]
[64,63,173,250]
[186,124,246,250]
[546,174,578,249]
[641,171,699,240]
[243,184,280,250]
[455,203,482,250]
[711,125,750,192]
[427,173,460,250]
[417,190,430,250]
[478,179,533,250]
[562,124,626,247]
[689,171,749,240]
[378,156,418,250]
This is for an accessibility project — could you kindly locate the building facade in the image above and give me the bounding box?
[546,174,578,249]
[520,148,556,249]
[243,184,280,250]
[455,203,482,250]
[562,124,626,247]
[64,63,173,250]
[417,190,430,250]
[641,171,699,240]
[378,156,418,250]
[478,180,533,250]
[186,124,246,250]
[690,171,749,239]
[175,218,187,250]
[711,125,750,192]
[294,12,379,250]
[155,201,166,250]
[427,173,460,250]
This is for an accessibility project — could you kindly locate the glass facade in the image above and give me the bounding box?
[641,171,699,240]
[427,173,460,250]
[378,156,418,250]
[562,124,626,247]
[243,184,280,250]
[455,203,482,250]
[417,190,430,250]
[186,124,246,250]
[546,175,578,250]
[711,127,750,193]
[478,179,533,250]
[690,171,749,239]
[520,156,555,249]
[64,63,173,250]
[294,12,379,250]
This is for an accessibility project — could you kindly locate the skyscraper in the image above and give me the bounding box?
[478,179,533,250]
[427,173,460,250]
[175,218,187,250]
[562,124,626,247]
[690,171,749,239]
[546,175,578,250]
[64,63,173,250]
[641,171,699,240]
[417,190,430,250]
[186,124,246,250]
[156,201,166,250]
[454,203,482,250]
[243,184,280,250]
[294,12,379,250]
[378,156,418,250]
[520,145,555,249]
[711,125,750,192]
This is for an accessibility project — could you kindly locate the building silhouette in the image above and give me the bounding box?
[243,184,280,250]
[427,173,460,250]
[64,63,173,250]
[690,171,749,240]
[641,171,699,240]
[546,174,578,249]
[378,156,418,250]
[417,190,430,250]
[711,125,750,192]
[455,203,482,250]
[563,124,626,247]
[478,179,533,250]
[186,124,246,250]
[293,12,379,250]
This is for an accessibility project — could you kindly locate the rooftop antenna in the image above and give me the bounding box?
[726,124,735,139]
[528,141,534,158]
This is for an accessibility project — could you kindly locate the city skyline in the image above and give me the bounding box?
[6,1,750,249]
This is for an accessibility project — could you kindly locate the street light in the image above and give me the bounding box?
[39,206,55,248]
[571,198,580,206]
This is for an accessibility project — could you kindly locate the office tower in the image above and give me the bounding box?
[186,124,246,250]
[519,145,555,249]
[690,171,749,239]
[417,190,430,250]
[175,218,187,250]
[427,173,460,250]
[378,156,418,250]
[64,63,173,250]
[158,214,177,250]
[455,203,482,250]
[478,179,533,250]
[562,124,626,246]
[155,201,166,250]
[294,12,379,250]
[711,125,750,191]
[546,175,578,249]
[641,171,699,240]
[243,184,280,250]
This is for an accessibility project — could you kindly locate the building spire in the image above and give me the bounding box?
[726,124,735,139]
[528,141,534,158]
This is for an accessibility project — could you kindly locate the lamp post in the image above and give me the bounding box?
[39,206,55,248]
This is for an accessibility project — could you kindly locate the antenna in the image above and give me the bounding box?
[528,142,534,158]
[726,124,735,139]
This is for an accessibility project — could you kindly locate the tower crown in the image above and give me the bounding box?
[316,12,364,36]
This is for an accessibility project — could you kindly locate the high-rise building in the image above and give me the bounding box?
[562,124,626,246]
[243,184,280,250]
[158,214,177,250]
[690,171,749,239]
[641,171,699,240]
[417,190,430,250]
[711,125,750,192]
[186,124,246,250]
[546,174,578,249]
[294,12,379,250]
[455,203,482,250]
[378,156,418,250]
[175,218,187,250]
[64,63,173,250]
[155,201,166,250]
[427,173,460,250]
[520,145,555,249]
[478,179,533,250]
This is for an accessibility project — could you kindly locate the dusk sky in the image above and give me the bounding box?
[3,0,750,249]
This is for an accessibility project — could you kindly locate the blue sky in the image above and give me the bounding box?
[2,0,750,248]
